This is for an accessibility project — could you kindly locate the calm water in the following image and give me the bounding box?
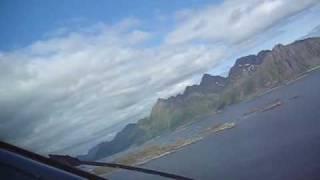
[108,70,320,180]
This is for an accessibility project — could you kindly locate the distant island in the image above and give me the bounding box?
[78,37,320,161]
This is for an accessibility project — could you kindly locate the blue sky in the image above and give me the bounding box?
[0,0,220,50]
[1,0,320,155]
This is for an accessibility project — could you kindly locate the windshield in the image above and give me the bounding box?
[1,0,320,179]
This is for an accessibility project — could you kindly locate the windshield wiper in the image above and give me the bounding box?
[49,154,193,180]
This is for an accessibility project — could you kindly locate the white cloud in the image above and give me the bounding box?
[166,0,319,45]
[0,18,225,155]
[0,0,319,156]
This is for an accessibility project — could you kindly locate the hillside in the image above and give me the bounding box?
[79,37,320,161]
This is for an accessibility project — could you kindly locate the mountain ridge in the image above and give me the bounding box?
[79,37,320,161]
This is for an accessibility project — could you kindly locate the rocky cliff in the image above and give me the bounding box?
[80,37,320,161]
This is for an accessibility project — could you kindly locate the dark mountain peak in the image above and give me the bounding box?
[229,54,263,81]
[154,94,185,109]
[157,98,167,103]
[234,55,257,65]
[78,122,147,160]
[257,50,271,59]
[155,74,228,108]
[273,43,285,51]
[292,37,320,45]
[200,74,227,86]
[201,73,213,82]
[184,85,198,95]
[81,37,320,161]
[234,53,265,67]
[228,49,274,81]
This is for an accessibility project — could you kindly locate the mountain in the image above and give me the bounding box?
[79,37,320,161]
[78,123,147,160]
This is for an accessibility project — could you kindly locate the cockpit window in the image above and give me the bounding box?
[1,1,320,179]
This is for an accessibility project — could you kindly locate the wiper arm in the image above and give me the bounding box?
[49,154,193,180]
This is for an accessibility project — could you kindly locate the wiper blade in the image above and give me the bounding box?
[49,154,193,180]
[0,141,105,180]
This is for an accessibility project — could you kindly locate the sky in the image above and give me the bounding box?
[1,0,320,156]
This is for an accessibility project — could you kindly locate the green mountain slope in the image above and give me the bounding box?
[80,37,320,160]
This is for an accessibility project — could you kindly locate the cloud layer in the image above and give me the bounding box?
[0,18,225,155]
[166,0,318,45]
[0,0,319,155]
